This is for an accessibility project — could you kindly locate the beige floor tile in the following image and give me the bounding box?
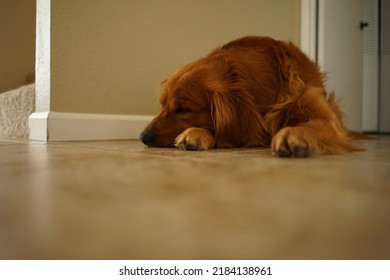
[0,136,389,259]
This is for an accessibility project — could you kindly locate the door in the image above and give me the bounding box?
[318,0,364,131]
[362,0,379,132]
[380,0,390,132]
[362,0,390,133]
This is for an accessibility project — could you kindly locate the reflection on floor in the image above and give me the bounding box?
[1,136,389,259]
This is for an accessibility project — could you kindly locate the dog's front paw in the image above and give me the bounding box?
[272,127,313,157]
[174,128,216,151]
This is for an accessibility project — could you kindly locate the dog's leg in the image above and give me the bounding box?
[271,120,362,157]
[272,121,329,157]
[270,88,362,157]
[175,128,216,150]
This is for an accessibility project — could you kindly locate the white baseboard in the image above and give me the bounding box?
[29,112,153,141]
[29,112,49,141]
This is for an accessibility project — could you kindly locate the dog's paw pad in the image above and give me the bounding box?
[174,139,199,151]
[272,127,313,158]
[293,145,312,157]
[174,128,216,151]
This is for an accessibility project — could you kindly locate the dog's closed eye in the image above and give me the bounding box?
[175,107,192,115]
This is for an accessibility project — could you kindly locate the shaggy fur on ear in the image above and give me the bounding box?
[211,90,268,148]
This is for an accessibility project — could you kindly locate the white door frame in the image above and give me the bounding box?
[300,0,318,62]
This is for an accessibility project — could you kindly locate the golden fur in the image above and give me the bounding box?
[140,36,365,157]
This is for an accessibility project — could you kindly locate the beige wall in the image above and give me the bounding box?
[0,0,35,93]
[44,0,300,115]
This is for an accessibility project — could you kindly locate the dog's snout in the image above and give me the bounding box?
[140,123,160,146]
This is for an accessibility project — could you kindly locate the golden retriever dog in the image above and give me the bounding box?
[140,36,365,157]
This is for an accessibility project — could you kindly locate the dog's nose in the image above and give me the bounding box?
[139,130,152,146]
[139,131,148,146]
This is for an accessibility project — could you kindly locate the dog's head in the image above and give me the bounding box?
[140,56,269,148]
[139,61,215,148]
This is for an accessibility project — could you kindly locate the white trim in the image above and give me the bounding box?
[29,112,153,141]
[29,112,49,141]
[300,0,318,62]
[36,0,51,112]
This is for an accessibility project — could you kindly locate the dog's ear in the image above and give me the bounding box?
[211,91,268,148]
[211,91,238,147]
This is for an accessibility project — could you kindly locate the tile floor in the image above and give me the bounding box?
[0,136,390,259]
